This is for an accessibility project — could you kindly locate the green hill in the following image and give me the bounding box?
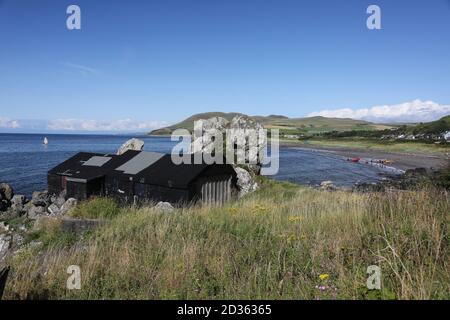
[402,115,450,135]
[149,112,391,135]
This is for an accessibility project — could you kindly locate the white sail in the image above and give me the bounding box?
[43,137,48,145]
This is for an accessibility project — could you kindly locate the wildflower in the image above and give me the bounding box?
[287,234,296,244]
[315,285,328,291]
[288,216,303,222]
[319,274,329,281]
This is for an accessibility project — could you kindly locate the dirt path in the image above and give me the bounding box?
[280,142,449,171]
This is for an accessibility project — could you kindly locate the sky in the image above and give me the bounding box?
[0,0,450,133]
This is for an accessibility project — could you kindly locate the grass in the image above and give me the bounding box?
[2,180,449,300]
[69,197,121,219]
[287,137,450,155]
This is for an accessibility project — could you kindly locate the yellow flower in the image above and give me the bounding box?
[319,274,329,281]
[287,234,296,244]
[288,216,303,222]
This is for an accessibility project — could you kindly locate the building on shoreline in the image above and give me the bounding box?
[48,150,237,206]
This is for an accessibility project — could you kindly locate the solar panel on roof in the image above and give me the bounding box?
[115,151,164,175]
[82,156,112,167]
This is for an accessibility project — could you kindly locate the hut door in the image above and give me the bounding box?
[201,177,231,206]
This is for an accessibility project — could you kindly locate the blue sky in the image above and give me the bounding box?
[1,0,450,132]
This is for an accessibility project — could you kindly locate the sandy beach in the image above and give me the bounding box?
[280,141,449,171]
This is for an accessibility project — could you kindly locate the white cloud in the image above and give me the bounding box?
[308,100,450,123]
[61,62,99,76]
[47,118,169,132]
[0,117,20,128]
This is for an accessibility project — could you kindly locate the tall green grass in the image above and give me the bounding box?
[3,180,449,300]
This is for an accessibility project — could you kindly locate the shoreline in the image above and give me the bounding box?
[280,141,449,171]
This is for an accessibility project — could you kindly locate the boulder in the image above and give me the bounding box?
[320,180,336,191]
[11,194,26,206]
[5,202,26,218]
[117,138,145,155]
[190,117,230,154]
[189,115,266,175]
[47,203,60,215]
[49,190,66,207]
[0,222,9,232]
[60,198,78,215]
[27,205,46,220]
[154,201,175,213]
[31,190,50,207]
[227,116,266,174]
[234,166,258,198]
[0,183,13,201]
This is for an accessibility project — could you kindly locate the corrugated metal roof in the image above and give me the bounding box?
[82,156,112,167]
[115,151,164,175]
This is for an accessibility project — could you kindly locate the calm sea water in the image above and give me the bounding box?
[0,133,387,196]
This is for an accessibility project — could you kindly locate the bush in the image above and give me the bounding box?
[70,197,120,219]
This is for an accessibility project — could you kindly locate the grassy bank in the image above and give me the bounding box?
[283,137,450,155]
[3,180,449,300]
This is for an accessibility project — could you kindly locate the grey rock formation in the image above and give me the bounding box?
[189,115,266,175]
[0,183,13,202]
[31,190,50,207]
[320,180,336,191]
[60,198,78,215]
[154,201,175,213]
[227,115,266,174]
[27,205,46,220]
[190,117,230,154]
[234,166,258,198]
[47,203,60,215]
[117,138,145,155]
[11,194,26,206]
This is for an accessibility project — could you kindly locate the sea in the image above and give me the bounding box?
[0,133,391,196]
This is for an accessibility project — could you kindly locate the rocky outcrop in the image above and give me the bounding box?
[117,138,145,155]
[227,116,266,174]
[0,183,13,202]
[234,167,259,198]
[190,117,230,155]
[60,198,78,215]
[190,115,266,175]
[0,183,13,212]
[188,115,266,197]
[0,185,75,221]
[31,190,51,207]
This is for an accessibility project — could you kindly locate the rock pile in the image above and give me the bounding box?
[0,184,77,220]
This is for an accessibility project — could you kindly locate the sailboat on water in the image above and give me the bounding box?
[43,137,49,145]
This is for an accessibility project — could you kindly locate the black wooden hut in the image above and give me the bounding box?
[48,150,237,205]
